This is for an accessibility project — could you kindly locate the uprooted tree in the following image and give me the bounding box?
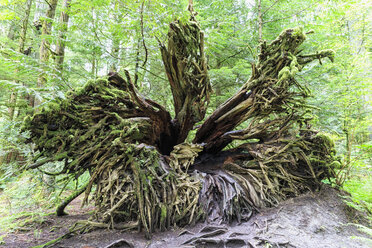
[22,10,339,238]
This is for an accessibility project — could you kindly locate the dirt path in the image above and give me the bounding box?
[1,186,370,248]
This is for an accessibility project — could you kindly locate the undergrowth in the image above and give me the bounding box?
[0,172,53,233]
[343,170,372,215]
[0,169,90,233]
[342,142,372,217]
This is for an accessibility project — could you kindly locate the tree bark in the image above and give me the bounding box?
[8,0,33,120]
[56,181,88,216]
[36,0,58,105]
[257,0,263,42]
[160,16,212,143]
[55,0,71,72]
[194,29,334,153]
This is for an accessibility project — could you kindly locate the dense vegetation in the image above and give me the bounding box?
[0,0,370,239]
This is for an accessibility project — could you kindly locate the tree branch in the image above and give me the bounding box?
[140,0,148,67]
[263,2,317,24]
[262,0,280,16]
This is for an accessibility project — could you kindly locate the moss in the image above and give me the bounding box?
[315,133,335,149]
[55,152,68,160]
[112,137,123,147]
[65,90,75,98]
[45,101,61,113]
[74,86,84,96]
[278,66,291,81]
[160,204,167,223]
[319,49,335,62]
[310,158,326,165]
[95,78,109,87]
[291,27,306,41]
[329,161,342,169]
[21,115,32,131]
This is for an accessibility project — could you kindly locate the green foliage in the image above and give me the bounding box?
[343,168,372,213]
[0,169,90,232]
[0,171,54,232]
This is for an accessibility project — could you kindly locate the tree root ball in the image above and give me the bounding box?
[22,14,339,238]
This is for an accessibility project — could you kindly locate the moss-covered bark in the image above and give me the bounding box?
[160,17,211,143]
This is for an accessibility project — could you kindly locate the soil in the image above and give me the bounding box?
[0,186,370,248]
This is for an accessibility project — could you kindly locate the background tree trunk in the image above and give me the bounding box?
[257,0,263,42]
[55,0,71,73]
[8,0,33,121]
[36,0,58,106]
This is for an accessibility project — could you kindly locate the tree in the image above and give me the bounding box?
[36,0,58,105]
[23,5,338,238]
[54,0,71,72]
[7,0,33,121]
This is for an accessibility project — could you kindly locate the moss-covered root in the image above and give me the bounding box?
[56,181,89,216]
[92,144,202,237]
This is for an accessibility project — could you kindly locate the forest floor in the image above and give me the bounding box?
[0,185,370,248]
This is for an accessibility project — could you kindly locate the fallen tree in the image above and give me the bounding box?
[22,10,338,239]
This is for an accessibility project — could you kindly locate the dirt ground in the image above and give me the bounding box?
[1,186,370,248]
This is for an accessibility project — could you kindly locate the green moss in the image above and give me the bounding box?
[319,49,336,62]
[291,27,306,40]
[329,161,342,169]
[315,133,335,149]
[74,86,84,96]
[309,158,326,165]
[45,101,61,113]
[112,137,123,147]
[278,66,291,81]
[160,204,167,223]
[21,115,32,131]
[95,78,109,86]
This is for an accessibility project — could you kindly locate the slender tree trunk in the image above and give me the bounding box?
[6,19,17,121]
[108,0,120,72]
[8,93,17,121]
[25,0,46,108]
[55,0,71,72]
[343,116,352,166]
[18,0,33,53]
[110,39,120,71]
[8,0,33,120]
[35,0,58,191]
[257,0,263,42]
[134,37,141,87]
[134,0,147,87]
[36,0,58,106]
[92,56,96,77]
[7,23,16,40]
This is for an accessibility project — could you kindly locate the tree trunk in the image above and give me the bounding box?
[160,13,212,143]
[36,0,58,105]
[257,0,263,42]
[55,0,71,72]
[8,0,33,120]
[194,29,334,153]
[91,54,96,77]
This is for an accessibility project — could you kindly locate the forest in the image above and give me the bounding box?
[0,0,371,247]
